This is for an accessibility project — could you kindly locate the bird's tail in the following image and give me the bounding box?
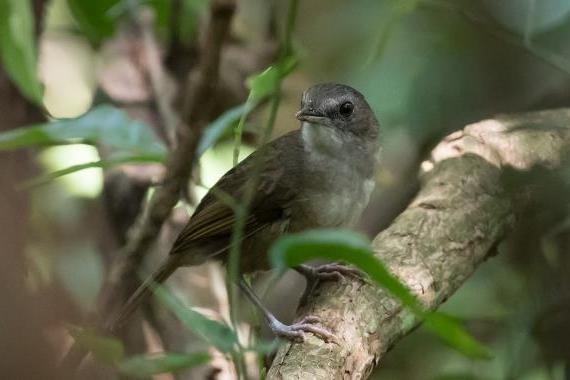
[107,256,179,333]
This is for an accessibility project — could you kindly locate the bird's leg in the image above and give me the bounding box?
[294,263,362,306]
[238,277,336,343]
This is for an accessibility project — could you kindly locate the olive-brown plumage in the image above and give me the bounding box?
[110,83,381,340]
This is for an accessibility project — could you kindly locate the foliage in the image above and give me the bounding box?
[0,0,42,104]
[68,326,125,365]
[0,105,166,156]
[0,103,246,184]
[270,229,491,359]
[153,284,240,354]
[2,0,570,378]
[117,352,210,378]
[69,325,210,376]
[67,0,119,43]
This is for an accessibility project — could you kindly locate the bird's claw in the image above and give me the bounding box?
[295,263,363,306]
[309,263,362,281]
[269,315,336,343]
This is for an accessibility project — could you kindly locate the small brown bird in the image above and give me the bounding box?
[111,83,380,341]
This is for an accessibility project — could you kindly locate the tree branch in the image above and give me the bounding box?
[267,109,570,379]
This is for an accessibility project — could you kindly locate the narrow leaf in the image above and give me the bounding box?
[67,0,119,44]
[246,56,298,102]
[21,154,162,188]
[270,229,421,311]
[198,103,252,156]
[0,0,43,104]
[425,313,492,359]
[68,326,124,365]
[269,229,492,359]
[0,105,167,157]
[118,352,210,378]
[232,55,297,164]
[153,285,239,353]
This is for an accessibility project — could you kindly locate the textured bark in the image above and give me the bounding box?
[267,109,570,379]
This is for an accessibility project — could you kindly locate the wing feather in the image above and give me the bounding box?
[169,131,303,259]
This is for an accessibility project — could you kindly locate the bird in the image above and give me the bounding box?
[109,83,381,342]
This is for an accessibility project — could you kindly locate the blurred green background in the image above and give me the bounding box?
[3,0,570,379]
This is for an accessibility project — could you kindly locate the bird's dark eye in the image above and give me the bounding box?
[339,101,354,117]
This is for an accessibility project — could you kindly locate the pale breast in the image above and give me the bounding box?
[289,123,377,230]
[302,175,374,228]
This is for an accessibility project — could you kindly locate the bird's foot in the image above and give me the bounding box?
[295,263,362,306]
[268,315,336,343]
[296,263,362,282]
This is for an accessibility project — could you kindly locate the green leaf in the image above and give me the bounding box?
[178,0,209,42]
[245,339,280,354]
[364,0,423,67]
[21,154,162,188]
[0,0,43,104]
[269,229,492,359]
[68,326,124,365]
[146,0,173,39]
[153,285,239,353]
[232,56,298,164]
[0,105,167,157]
[246,56,298,102]
[198,103,252,156]
[117,352,210,378]
[67,0,120,43]
[425,313,492,360]
[270,229,422,311]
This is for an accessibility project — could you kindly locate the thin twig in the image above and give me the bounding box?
[137,7,179,147]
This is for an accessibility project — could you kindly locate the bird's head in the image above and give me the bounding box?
[296,83,379,139]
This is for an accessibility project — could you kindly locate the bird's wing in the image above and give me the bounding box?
[170,131,302,257]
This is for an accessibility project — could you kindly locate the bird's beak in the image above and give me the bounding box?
[295,109,326,124]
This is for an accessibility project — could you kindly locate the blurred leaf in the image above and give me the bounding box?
[0,0,43,104]
[21,154,161,188]
[146,0,172,38]
[482,0,570,35]
[434,375,481,380]
[232,56,298,164]
[245,339,280,354]
[56,245,104,312]
[68,326,124,365]
[117,352,210,377]
[269,229,492,359]
[246,56,298,102]
[365,0,421,66]
[67,0,120,43]
[153,285,239,353]
[270,229,421,309]
[198,103,253,156]
[11,100,248,186]
[178,0,209,42]
[425,312,492,360]
[0,105,167,157]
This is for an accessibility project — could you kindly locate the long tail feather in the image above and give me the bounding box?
[107,256,179,333]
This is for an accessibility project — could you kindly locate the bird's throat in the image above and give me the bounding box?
[301,122,344,155]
